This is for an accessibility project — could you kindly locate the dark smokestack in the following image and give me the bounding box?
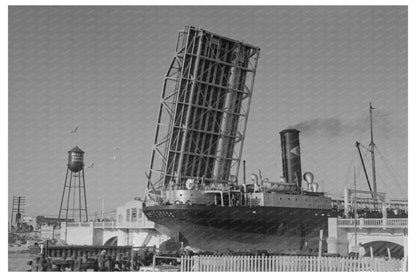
[280,129,302,188]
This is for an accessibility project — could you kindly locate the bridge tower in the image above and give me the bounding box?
[58,146,89,222]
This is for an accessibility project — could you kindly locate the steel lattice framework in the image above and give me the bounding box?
[147,26,260,194]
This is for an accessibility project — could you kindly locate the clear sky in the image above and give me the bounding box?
[9,6,407,218]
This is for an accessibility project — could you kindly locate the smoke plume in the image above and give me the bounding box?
[288,117,343,137]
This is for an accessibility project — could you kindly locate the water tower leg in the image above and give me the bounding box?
[78,170,82,221]
[82,169,88,222]
[65,171,73,222]
[58,168,70,220]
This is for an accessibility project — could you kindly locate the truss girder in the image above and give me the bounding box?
[147,26,260,192]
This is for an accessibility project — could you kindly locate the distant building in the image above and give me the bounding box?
[36,216,74,229]
[115,199,169,247]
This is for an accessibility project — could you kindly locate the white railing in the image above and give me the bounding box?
[116,220,155,229]
[338,218,407,229]
[387,219,408,227]
[65,219,156,229]
[93,221,116,228]
[66,221,117,229]
[180,255,405,272]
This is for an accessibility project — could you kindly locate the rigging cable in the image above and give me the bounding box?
[360,143,405,199]
[375,145,405,185]
[357,142,374,196]
[374,145,406,198]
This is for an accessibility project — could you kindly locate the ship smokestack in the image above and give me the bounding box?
[280,129,302,188]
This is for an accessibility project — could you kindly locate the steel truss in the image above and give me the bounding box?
[147,26,260,194]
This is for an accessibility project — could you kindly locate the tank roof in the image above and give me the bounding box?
[279,129,300,134]
[68,146,84,153]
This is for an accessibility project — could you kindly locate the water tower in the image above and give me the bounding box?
[58,146,89,222]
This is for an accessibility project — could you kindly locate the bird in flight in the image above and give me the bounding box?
[70,126,79,134]
[113,147,121,160]
[87,162,94,168]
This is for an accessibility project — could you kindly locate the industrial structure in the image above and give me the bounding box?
[147,26,260,197]
[10,195,25,231]
[58,146,89,223]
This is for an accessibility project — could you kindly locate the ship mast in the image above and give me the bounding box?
[354,167,357,247]
[369,102,377,202]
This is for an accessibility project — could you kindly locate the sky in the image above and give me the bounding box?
[8,6,407,218]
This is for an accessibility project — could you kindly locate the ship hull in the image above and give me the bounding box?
[143,205,331,253]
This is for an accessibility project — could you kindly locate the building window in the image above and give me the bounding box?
[118,214,123,223]
[132,208,137,222]
[126,209,130,222]
[138,210,142,219]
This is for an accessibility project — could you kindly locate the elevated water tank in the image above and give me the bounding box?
[67,146,84,172]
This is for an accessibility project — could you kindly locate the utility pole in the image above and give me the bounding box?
[101,199,105,221]
[318,229,323,257]
[243,160,246,185]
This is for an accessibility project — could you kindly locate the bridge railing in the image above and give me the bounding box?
[337,218,407,229]
[387,218,408,227]
[65,220,155,229]
[65,221,117,229]
[94,221,116,229]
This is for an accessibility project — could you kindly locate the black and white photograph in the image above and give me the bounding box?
[6,4,409,272]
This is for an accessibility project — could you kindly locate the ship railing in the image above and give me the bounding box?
[337,218,407,229]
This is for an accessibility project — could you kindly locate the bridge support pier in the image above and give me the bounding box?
[329,217,408,259]
[327,217,349,256]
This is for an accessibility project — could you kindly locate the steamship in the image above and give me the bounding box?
[144,129,333,253]
[142,26,332,254]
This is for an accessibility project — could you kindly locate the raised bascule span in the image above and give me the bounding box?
[146,26,260,194]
